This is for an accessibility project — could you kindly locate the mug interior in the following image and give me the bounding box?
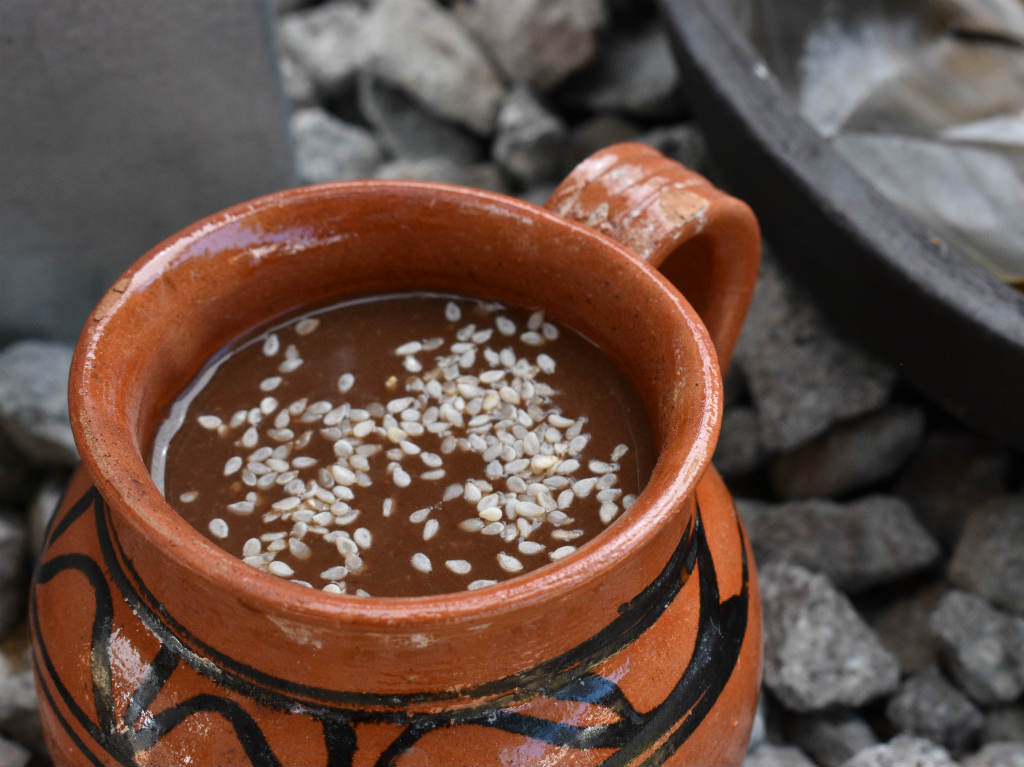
[70,181,722,626]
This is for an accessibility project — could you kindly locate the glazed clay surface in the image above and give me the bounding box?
[32,143,762,766]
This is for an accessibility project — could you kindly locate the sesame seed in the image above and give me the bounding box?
[197,415,222,430]
[320,565,349,580]
[573,477,598,497]
[393,467,411,487]
[179,491,199,503]
[323,583,344,594]
[208,518,229,538]
[382,498,394,517]
[478,507,503,522]
[599,503,619,524]
[260,376,282,392]
[464,482,482,503]
[549,529,579,542]
[331,465,357,485]
[224,456,242,476]
[547,510,571,526]
[497,552,524,572]
[550,546,576,560]
[495,316,516,335]
[238,427,258,448]
[242,538,261,558]
[227,501,255,515]
[557,459,580,474]
[421,469,445,481]
[481,522,504,535]
[289,538,312,559]
[336,372,355,393]
[521,331,543,346]
[459,518,485,532]
[536,354,556,374]
[345,553,365,572]
[445,559,471,575]
[423,519,439,541]
[396,341,422,356]
[597,488,622,503]
[445,301,461,322]
[516,501,546,519]
[292,456,318,469]
[352,420,374,438]
[268,561,294,577]
[354,527,372,549]
[411,552,432,573]
[262,333,280,356]
[295,317,319,335]
[468,579,497,591]
[279,358,304,374]
[530,455,558,473]
[541,322,559,340]
[518,540,545,555]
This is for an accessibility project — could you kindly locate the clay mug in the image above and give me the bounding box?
[31,143,762,766]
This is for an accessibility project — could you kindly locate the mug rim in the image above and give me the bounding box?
[69,179,723,628]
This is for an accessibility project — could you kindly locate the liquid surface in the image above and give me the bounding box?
[153,294,655,597]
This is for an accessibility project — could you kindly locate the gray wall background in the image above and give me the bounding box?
[0,1,295,342]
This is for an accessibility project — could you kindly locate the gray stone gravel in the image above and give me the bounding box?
[374,158,507,193]
[0,341,77,465]
[365,0,505,135]
[963,742,1024,767]
[738,495,940,593]
[0,656,40,754]
[357,72,484,164]
[492,85,568,186]
[0,430,34,506]
[713,405,763,477]
[786,709,879,767]
[896,429,1011,548]
[770,405,926,499]
[949,495,1024,616]
[733,253,895,452]
[982,705,1024,744]
[454,0,605,90]
[278,50,317,108]
[638,123,709,174]
[276,2,369,94]
[0,512,27,638]
[885,665,984,753]
[760,561,901,712]
[290,107,383,184]
[28,474,65,556]
[744,743,818,767]
[868,581,945,675]
[841,736,961,767]
[565,114,641,168]
[929,589,1024,705]
[557,19,685,120]
[0,735,29,767]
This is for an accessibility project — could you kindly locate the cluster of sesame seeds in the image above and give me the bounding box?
[186,298,637,596]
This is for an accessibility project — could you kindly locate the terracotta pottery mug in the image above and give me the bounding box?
[31,143,762,766]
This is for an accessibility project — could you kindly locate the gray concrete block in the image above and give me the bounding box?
[0,0,294,342]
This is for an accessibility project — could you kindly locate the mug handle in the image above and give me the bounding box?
[546,142,760,370]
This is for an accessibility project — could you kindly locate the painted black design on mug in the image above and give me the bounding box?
[32,486,749,765]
